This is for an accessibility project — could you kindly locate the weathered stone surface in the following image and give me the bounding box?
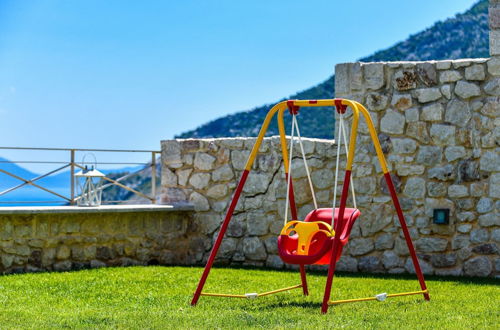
[375,233,394,250]
[311,169,334,189]
[479,151,500,172]
[189,192,210,211]
[382,251,402,269]
[405,107,419,122]
[391,138,417,154]
[417,62,437,86]
[365,92,389,111]
[359,204,393,236]
[394,70,417,90]
[212,164,234,182]
[206,184,228,199]
[428,164,455,181]
[457,224,472,233]
[242,237,267,261]
[470,229,489,243]
[464,257,492,277]
[176,169,192,186]
[243,173,270,194]
[430,253,457,268]
[408,124,432,145]
[336,256,358,272]
[457,159,480,182]
[439,70,462,83]
[364,63,385,90]
[246,212,272,236]
[380,109,405,134]
[348,238,374,256]
[484,78,500,95]
[448,185,468,198]
[380,173,402,195]
[444,146,466,162]
[478,213,500,227]
[404,177,426,199]
[421,103,443,121]
[358,256,383,273]
[193,152,216,171]
[266,255,284,269]
[415,88,442,103]
[395,164,425,176]
[441,85,452,99]
[416,237,448,252]
[430,124,455,146]
[472,243,498,255]
[491,173,500,198]
[189,173,210,190]
[436,61,451,70]
[391,94,412,110]
[480,97,500,117]
[477,197,493,213]
[487,57,500,75]
[445,99,471,127]
[405,258,433,275]
[452,235,470,250]
[465,64,485,81]
[416,146,442,166]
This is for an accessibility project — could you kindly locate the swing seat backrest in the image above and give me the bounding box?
[277,207,361,265]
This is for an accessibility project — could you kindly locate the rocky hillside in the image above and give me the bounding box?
[177,0,489,139]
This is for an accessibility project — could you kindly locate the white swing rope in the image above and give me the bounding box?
[332,112,357,226]
[283,113,318,225]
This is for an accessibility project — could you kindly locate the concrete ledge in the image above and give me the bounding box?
[0,203,194,215]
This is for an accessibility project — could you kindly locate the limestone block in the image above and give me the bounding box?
[480,151,500,172]
[464,256,492,277]
[359,204,393,236]
[448,185,468,198]
[416,146,442,166]
[416,62,437,86]
[444,146,466,162]
[206,184,228,199]
[380,109,405,134]
[1,254,14,268]
[358,256,383,273]
[391,94,412,111]
[465,64,485,81]
[454,81,481,99]
[478,213,500,227]
[189,192,210,211]
[421,103,443,121]
[452,235,470,250]
[405,107,419,122]
[470,182,488,197]
[490,173,500,198]
[416,237,448,252]
[484,77,500,95]
[348,238,374,256]
[492,229,500,243]
[265,255,284,269]
[231,150,250,171]
[477,197,493,213]
[452,59,473,68]
[472,243,499,255]
[415,88,442,103]
[430,253,457,268]
[394,70,417,90]
[335,256,358,272]
[162,167,177,187]
[457,159,480,182]
[334,63,351,95]
[242,237,267,261]
[193,152,216,171]
[364,63,385,90]
[391,138,416,154]
[430,124,455,146]
[188,173,210,190]
[56,246,71,260]
[487,57,500,75]
[480,97,500,117]
[395,164,424,176]
[404,177,426,199]
[405,257,433,275]
[311,169,334,189]
[243,173,270,194]
[457,224,472,233]
[436,61,452,70]
[162,140,182,168]
[196,213,221,235]
[406,122,430,143]
[217,237,238,259]
[490,30,500,56]
[53,260,72,271]
[220,138,244,149]
[177,169,192,186]
[381,251,402,269]
[439,70,462,83]
[246,212,272,236]
[374,233,394,250]
[445,99,471,127]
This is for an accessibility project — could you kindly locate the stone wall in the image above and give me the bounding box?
[0,209,196,274]
[334,58,499,277]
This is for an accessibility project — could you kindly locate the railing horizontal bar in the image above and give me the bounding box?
[0,161,150,165]
[0,146,160,153]
[0,201,67,204]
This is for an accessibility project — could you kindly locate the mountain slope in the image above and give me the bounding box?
[177,0,489,139]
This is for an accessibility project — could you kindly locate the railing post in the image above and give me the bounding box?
[151,152,157,204]
[70,149,75,205]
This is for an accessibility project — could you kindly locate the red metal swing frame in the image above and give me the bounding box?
[190,98,430,314]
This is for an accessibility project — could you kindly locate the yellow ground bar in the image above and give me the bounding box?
[328,289,428,305]
[200,284,302,299]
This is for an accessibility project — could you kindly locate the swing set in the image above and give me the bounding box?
[191,98,430,314]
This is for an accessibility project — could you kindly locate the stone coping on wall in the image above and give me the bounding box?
[0,204,194,215]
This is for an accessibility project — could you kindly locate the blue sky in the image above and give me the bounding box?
[0,0,476,170]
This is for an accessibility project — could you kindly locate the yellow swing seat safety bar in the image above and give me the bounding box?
[200,284,303,299]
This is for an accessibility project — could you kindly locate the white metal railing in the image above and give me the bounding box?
[0,147,160,205]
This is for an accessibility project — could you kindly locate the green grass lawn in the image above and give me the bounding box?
[0,266,498,329]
